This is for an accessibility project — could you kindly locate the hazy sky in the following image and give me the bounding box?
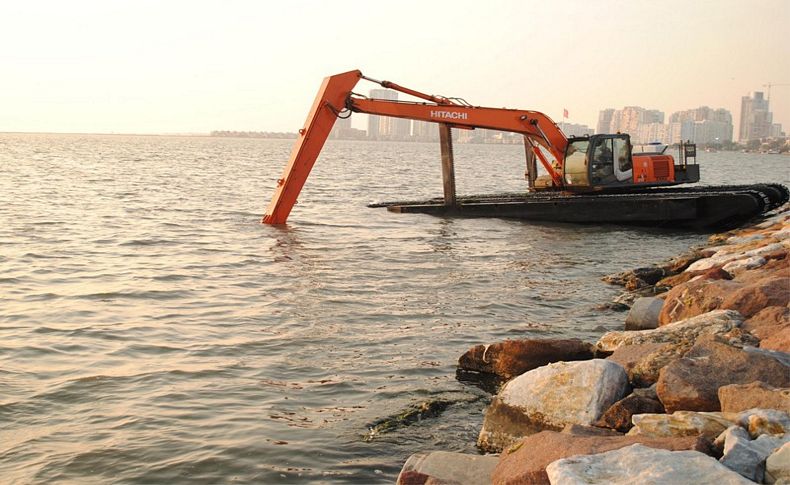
[1,0,788,135]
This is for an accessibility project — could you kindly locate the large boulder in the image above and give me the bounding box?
[659,279,742,325]
[760,327,790,353]
[715,425,790,482]
[457,338,594,380]
[396,451,499,485]
[597,309,743,351]
[477,359,629,452]
[624,297,663,331]
[719,382,790,413]
[490,430,710,485]
[656,337,790,413]
[766,442,790,484]
[628,411,738,439]
[721,275,790,318]
[659,263,789,326]
[594,394,665,432]
[744,306,790,352]
[545,444,753,485]
[606,342,685,387]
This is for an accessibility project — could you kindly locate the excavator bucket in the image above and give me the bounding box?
[262,69,362,224]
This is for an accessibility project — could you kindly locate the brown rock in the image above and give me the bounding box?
[397,471,455,485]
[560,424,622,436]
[656,265,734,289]
[762,249,789,261]
[718,382,790,413]
[659,278,742,325]
[743,306,790,351]
[594,394,665,432]
[491,430,711,485]
[708,233,732,244]
[734,258,790,284]
[661,251,706,274]
[760,326,790,352]
[606,342,679,387]
[744,306,790,333]
[457,339,594,379]
[657,271,698,288]
[702,267,733,281]
[656,336,790,413]
[721,275,790,318]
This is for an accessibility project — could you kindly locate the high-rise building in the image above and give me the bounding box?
[596,109,614,134]
[560,122,594,137]
[366,88,412,140]
[384,117,412,140]
[612,106,665,134]
[668,120,696,145]
[367,89,397,140]
[330,115,351,139]
[668,106,733,144]
[739,92,773,142]
[600,107,665,135]
[635,123,669,144]
[412,120,439,142]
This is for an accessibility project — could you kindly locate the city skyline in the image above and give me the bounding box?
[1,1,788,136]
[328,86,781,147]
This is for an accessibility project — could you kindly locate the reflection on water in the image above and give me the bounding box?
[1,134,786,483]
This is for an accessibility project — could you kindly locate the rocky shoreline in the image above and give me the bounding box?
[396,207,790,484]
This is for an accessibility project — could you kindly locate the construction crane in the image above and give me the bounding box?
[763,83,790,102]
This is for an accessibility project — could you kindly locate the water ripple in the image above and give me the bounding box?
[2,134,782,484]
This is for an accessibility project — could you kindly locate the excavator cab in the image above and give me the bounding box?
[563,134,634,189]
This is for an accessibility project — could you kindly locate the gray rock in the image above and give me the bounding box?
[722,256,767,276]
[685,242,785,272]
[624,297,664,331]
[766,442,790,484]
[716,425,790,482]
[545,444,753,484]
[743,346,790,368]
[396,450,498,485]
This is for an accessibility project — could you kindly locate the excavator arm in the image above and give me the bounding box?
[262,70,568,224]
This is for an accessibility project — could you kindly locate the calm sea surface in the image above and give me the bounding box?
[1,133,788,483]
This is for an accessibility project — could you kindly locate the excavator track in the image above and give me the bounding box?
[369,183,789,231]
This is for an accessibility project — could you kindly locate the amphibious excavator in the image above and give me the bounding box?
[262,70,787,229]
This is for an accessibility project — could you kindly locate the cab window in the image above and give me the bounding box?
[614,137,632,172]
[591,138,615,183]
[563,139,590,186]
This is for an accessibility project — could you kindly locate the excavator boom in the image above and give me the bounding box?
[262,70,568,224]
[262,70,362,224]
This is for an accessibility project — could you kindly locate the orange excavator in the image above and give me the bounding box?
[263,70,786,229]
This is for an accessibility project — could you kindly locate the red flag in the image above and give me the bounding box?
[563,108,569,119]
